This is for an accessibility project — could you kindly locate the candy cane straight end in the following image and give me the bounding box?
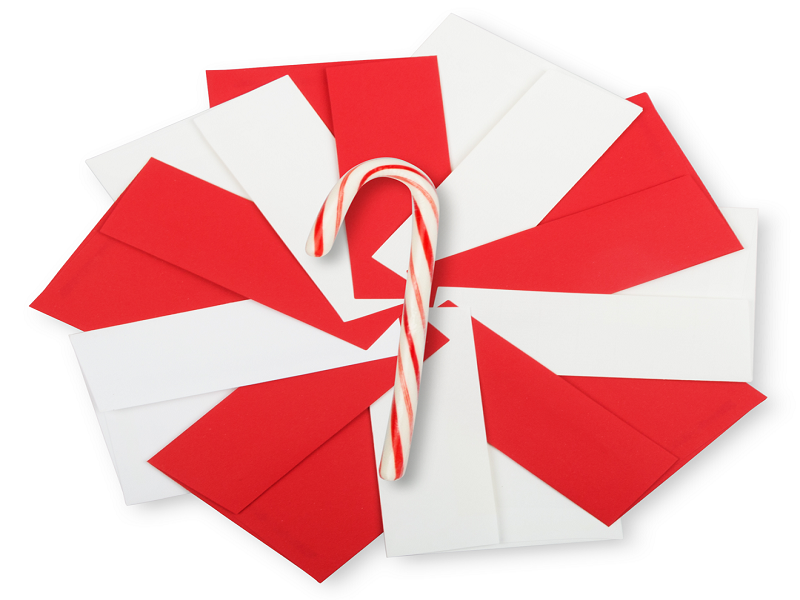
[306,158,439,481]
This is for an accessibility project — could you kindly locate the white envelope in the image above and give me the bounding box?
[435,288,751,382]
[86,77,400,323]
[370,307,620,557]
[71,300,399,505]
[373,15,642,271]
[91,388,232,505]
[71,299,399,412]
[619,206,758,362]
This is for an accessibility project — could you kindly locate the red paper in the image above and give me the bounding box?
[33,160,400,348]
[186,411,383,583]
[472,317,765,525]
[326,58,451,299]
[541,93,719,224]
[205,58,451,301]
[207,59,378,131]
[563,376,766,511]
[432,175,742,297]
[30,186,244,331]
[150,329,448,581]
[472,318,677,526]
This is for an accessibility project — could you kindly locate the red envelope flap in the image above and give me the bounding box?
[541,93,719,224]
[99,159,400,349]
[471,317,678,526]
[183,411,383,583]
[432,175,743,297]
[150,325,449,514]
[564,376,766,511]
[30,186,245,331]
[327,58,451,300]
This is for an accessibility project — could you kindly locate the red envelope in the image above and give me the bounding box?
[541,93,718,224]
[432,175,742,297]
[150,328,449,581]
[431,94,742,294]
[205,57,451,301]
[185,411,383,584]
[471,316,766,525]
[32,160,400,348]
[30,185,244,331]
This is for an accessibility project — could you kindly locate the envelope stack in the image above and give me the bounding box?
[32,15,766,582]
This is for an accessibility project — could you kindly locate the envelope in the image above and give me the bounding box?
[369,308,500,556]
[369,307,625,557]
[148,329,449,582]
[436,207,764,524]
[33,159,400,348]
[427,175,743,298]
[70,300,400,413]
[437,288,752,382]
[375,94,741,293]
[468,317,765,525]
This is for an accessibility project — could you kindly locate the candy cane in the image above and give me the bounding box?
[306,158,439,481]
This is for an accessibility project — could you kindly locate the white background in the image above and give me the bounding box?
[2,1,798,598]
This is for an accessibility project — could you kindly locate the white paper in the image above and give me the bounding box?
[620,206,758,359]
[369,308,499,556]
[87,78,399,323]
[193,77,401,322]
[370,15,641,271]
[414,14,622,170]
[459,447,622,551]
[434,288,752,382]
[86,114,249,200]
[71,299,399,413]
[371,307,621,556]
[92,389,232,505]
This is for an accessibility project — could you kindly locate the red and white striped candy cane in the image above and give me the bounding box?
[306,158,439,481]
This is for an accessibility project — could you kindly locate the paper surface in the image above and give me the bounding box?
[427,176,742,296]
[193,76,401,321]
[89,77,398,322]
[465,447,622,550]
[92,389,232,505]
[149,326,448,514]
[415,14,626,169]
[437,287,752,382]
[71,300,399,413]
[369,308,499,556]
[621,206,758,359]
[100,159,401,348]
[149,331,449,581]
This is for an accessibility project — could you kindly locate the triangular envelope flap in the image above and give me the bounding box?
[471,317,677,526]
[431,176,742,297]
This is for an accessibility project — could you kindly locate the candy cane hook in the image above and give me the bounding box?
[306,158,439,481]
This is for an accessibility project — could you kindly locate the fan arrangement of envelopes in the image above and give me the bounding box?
[33,15,765,582]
